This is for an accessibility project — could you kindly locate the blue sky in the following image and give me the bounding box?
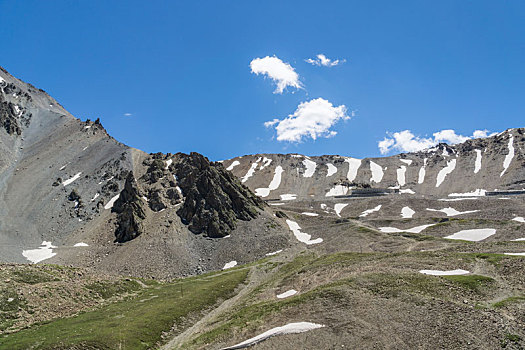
[1,1,524,160]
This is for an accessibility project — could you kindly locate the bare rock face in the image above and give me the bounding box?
[0,99,21,136]
[174,152,263,238]
[112,172,147,243]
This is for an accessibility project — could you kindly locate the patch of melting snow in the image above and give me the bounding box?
[22,241,57,264]
[334,203,348,217]
[326,163,337,177]
[512,217,525,223]
[84,125,91,129]
[265,249,283,256]
[74,242,89,247]
[62,172,82,186]
[418,158,427,184]
[241,157,261,183]
[301,212,319,217]
[269,203,285,206]
[90,193,100,202]
[277,289,297,299]
[396,165,407,187]
[223,261,237,270]
[369,161,384,183]
[345,157,362,182]
[255,166,284,197]
[445,229,496,242]
[325,184,350,197]
[504,252,525,256]
[302,159,317,177]
[165,159,173,170]
[280,194,297,201]
[221,322,325,350]
[104,194,120,210]
[474,149,482,174]
[59,164,67,170]
[260,157,272,170]
[226,160,240,171]
[400,159,413,165]
[419,269,469,276]
[436,159,456,187]
[359,205,382,218]
[400,189,416,194]
[379,224,436,234]
[448,189,486,197]
[286,220,323,245]
[426,207,479,217]
[500,135,514,177]
[439,197,479,202]
[401,206,415,218]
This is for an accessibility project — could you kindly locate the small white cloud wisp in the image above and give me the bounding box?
[265,98,349,142]
[378,129,493,155]
[123,113,132,117]
[305,54,345,67]
[250,56,302,94]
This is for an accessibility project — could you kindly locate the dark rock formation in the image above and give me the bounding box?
[112,172,147,243]
[174,152,263,238]
[0,101,21,136]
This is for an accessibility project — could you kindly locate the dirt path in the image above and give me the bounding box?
[159,264,274,350]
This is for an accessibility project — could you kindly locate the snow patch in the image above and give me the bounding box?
[369,161,384,183]
[276,289,297,299]
[62,172,82,186]
[90,193,100,202]
[301,212,319,217]
[500,135,514,177]
[345,157,361,181]
[504,252,525,256]
[325,185,350,197]
[400,189,415,194]
[165,159,173,170]
[401,206,415,218]
[241,157,261,183]
[326,163,337,177]
[448,189,486,197]
[74,242,89,247]
[226,160,240,171]
[474,149,482,173]
[359,205,382,217]
[221,322,325,350]
[436,159,456,187]
[302,159,317,177]
[445,229,496,242]
[286,220,323,245]
[512,217,525,223]
[418,158,427,184]
[265,249,283,256]
[400,159,413,165]
[379,224,436,234]
[280,194,297,201]
[419,269,469,276]
[334,203,348,217]
[104,194,120,210]
[22,241,56,264]
[260,157,272,170]
[426,207,479,217]
[396,165,407,186]
[223,261,238,270]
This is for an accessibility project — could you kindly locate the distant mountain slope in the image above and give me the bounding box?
[224,131,525,200]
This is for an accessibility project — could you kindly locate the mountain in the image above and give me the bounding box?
[2,67,525,349]
[0,67,288,279]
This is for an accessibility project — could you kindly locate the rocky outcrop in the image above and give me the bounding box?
[112,172,147,243]
[0,100,21,136]
[174,152,263,238]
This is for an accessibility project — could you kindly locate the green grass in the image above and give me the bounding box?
[441,274,494,292]
[493,295,525,308]
[10,269,59,285]
[0,269,248,350]
[85,279,142,299]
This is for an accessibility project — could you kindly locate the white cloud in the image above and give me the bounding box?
[265,98,349,142]
[379,129,494,155]
[305,54,345,67]
[123,113,132,117]
[250,56,302,94]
